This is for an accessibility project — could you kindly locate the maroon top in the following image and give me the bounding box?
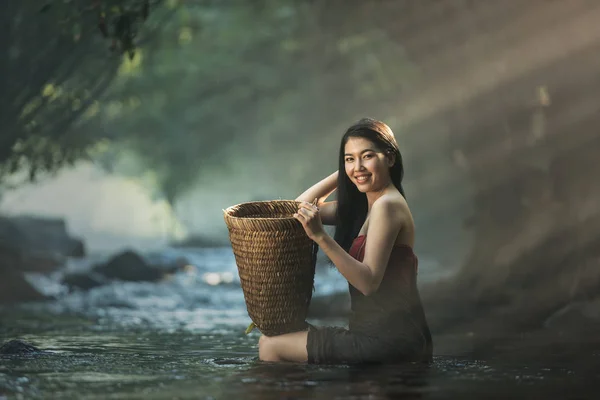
[346,235,432,356]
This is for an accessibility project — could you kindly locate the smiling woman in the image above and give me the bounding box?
[258,118,433,365]
[344,138,394,191]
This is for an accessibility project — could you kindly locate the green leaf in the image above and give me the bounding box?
[244,322,256,335]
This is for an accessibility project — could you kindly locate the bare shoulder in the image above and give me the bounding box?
[371,192,410,223]
[370,191,415,246]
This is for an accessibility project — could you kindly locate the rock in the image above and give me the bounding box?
[308,291,351,319]
[1,236,66,274]
[0,268,49,304]
[0,239,20,270]
[1,241,50,304]
[19,252,65,273]
[0,339,42,355]
[69,238,86,258]
[61,251,188,291]
[93,250,165,282]
[0,215,85,260]
[143,252,191,273]
[62,272,107,291]
[0,215,85,279]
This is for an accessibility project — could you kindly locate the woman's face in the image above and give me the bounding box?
[343,137,392,193]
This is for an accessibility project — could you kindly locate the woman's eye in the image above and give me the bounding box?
[364,154,373,159]
[345,158,353,163]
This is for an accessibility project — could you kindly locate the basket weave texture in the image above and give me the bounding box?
[223,200,317,336]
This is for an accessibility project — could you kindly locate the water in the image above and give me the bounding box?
[1,247,598,399]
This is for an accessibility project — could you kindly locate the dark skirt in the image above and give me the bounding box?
[306,324,429,365]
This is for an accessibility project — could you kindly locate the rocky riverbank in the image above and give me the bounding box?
[0,215,189,304]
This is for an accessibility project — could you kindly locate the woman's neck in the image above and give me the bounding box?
[366,181,394,209]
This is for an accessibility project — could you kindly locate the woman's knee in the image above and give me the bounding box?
[258,335,280,362]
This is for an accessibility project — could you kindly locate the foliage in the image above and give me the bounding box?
[80,1,418,204]
[0,0,164,183]
[3,0,423,206]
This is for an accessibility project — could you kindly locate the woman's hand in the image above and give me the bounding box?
[294,200,326,242]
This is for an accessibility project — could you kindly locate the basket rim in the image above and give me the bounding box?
[223,200,300,222]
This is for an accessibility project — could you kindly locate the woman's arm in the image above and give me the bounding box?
[295,196,403,295]
[295,171,338,225]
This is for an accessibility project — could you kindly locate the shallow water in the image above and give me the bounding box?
[1,247,599,399]
[2,318,598,399]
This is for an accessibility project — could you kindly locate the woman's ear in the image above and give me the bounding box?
[385,150,396,167]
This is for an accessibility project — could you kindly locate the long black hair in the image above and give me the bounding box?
[333,118,405,252]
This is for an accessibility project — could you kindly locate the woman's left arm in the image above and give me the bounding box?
[295,198,403,296]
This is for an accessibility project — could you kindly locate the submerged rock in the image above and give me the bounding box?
[0,340,42,355]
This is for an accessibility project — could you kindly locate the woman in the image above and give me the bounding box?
[258,118,433,364]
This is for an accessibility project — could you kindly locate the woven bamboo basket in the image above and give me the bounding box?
[223,200,317,336]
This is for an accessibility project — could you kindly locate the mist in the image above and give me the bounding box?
[0,162,185,253]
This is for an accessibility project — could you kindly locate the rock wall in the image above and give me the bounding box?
[415,19,600,334]
[0,215,85,304]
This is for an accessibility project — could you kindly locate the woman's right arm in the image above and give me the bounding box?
[295,171,338,225]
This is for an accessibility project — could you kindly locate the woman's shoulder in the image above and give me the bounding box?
[371,192,409,224]
[372,191,408,213]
